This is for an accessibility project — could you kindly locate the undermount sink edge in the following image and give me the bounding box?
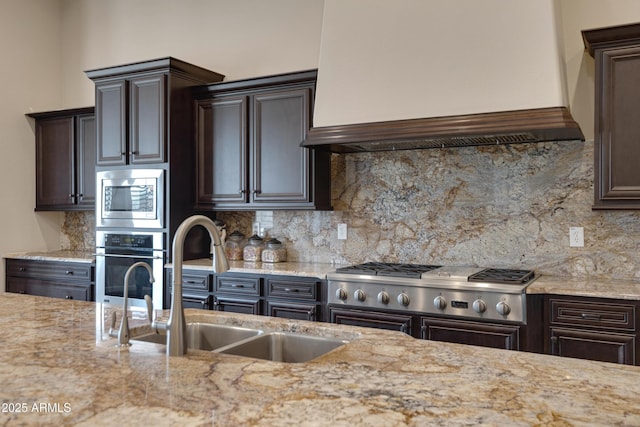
[213,332,350,363]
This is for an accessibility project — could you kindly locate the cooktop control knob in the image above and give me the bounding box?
[336,288,348,301]
[472,299,487,313]
[433,295,447,310]
[354,289,366,302]
[377,291,390,305]
[397,293,410,307]
[496,301,511,316]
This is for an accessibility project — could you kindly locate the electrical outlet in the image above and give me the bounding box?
[337,223,347,240]
[569,227,584,247]
[252,222,260,236]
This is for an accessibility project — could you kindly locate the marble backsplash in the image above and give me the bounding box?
[63,139,640,280]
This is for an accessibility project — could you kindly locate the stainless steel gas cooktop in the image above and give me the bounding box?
[327,263,538,323]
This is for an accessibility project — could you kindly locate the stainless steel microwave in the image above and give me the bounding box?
[96,169,165,228]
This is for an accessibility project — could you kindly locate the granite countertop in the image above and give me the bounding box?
[4,249,95,263]
[176,258,343,279]
[2,293,640,426]
[6,250,640,300]
[527,274,640,300]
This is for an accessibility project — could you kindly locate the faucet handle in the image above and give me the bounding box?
[144,294,153,322]
[108,311,118,338]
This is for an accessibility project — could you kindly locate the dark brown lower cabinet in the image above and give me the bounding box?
[329,306,413,335]
[214,295,262,315]
[266,301,320,321]
[421,317,521,351]
[544,296,639,365]
[549,327,635,365]
[5,258,94,301]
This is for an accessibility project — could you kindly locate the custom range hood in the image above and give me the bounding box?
[302,0,585,153]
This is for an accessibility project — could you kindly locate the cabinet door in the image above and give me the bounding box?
[76,114,96,208]
[593,44,640,208]
[252,88,311,204]
[129,74,166,164]
[95,80,127,166]
[35,116,75,209]
[196,96,248,205]
[329,306,413,335]
[267,301,319,321]
[421,317,521,351]
[550,327,635,365]
[214,295,262,315]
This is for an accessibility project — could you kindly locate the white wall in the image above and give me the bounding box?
[559,0,640,141]
[0,0,66,290]
[314,0,568,127]
[59,0,326,107]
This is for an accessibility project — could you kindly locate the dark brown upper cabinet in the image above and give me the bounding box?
[194,70,331,211]
[27,107,95,211]
[86,57,224,167]
[583,23,640,209]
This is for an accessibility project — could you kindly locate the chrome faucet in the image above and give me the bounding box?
[166,215,229,356]
[108,261,155,347]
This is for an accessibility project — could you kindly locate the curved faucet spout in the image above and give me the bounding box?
[168,215,229,356]
[116,261,155,347]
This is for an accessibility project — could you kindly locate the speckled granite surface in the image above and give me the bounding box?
[177,259,343,279]
[4,250,94,263]
[1,293,640,426]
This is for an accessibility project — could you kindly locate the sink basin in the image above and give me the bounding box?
[132,323,263,351]
[215,332,348,363]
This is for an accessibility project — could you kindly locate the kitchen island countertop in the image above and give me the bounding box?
[1,292,640,426]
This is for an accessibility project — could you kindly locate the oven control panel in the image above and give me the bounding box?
[327,280,527,323]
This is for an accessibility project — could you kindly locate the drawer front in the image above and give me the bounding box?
[215,275,261,296]
[6,259,93,282]
[181,272,212,292]
[550,298,636,331]
[7,277,92,301]
[266,301,320,321]
[266,278,319,301]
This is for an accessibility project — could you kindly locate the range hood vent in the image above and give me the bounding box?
[302,107,584,153]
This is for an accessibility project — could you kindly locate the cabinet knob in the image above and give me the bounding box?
[65,295,73,300]
[65,270,74,275]
[252,189,261,195]
[239,190,246,194]
[19,267,26,272]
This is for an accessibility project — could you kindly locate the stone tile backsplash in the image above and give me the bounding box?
[63,140,640,280]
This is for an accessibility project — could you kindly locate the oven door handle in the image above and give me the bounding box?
[95,253,163,260]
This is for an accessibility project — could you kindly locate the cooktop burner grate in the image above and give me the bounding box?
[467,268,535,285]
[335,262,441,278]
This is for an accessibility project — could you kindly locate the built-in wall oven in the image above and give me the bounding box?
[95,230,165,310]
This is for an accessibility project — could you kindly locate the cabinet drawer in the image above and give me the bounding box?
[183,273,211,292]
[6,259,93,282]
[550,298,635,331]
[266,278,319,301]
[7,277,92,301]
[215,275,261,296]
[266,301,320,321]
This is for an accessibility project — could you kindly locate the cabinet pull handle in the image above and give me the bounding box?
[19,267,26,272]
[230,284,244,288]
[65,270,74,275]
[65,295,73,300]
[580,313,601,321]
[283,288,298,293]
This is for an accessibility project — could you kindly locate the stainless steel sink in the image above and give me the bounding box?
[215,332,349,363]
[132,323,263,351]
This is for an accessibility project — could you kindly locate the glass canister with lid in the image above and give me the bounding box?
[243,234,265,262]
[262,238,287,263]
[224,230,246,261]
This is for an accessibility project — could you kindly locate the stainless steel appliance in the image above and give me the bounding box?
[96,169,165,228]
[95,231,165,310]
[327,263,538,349]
